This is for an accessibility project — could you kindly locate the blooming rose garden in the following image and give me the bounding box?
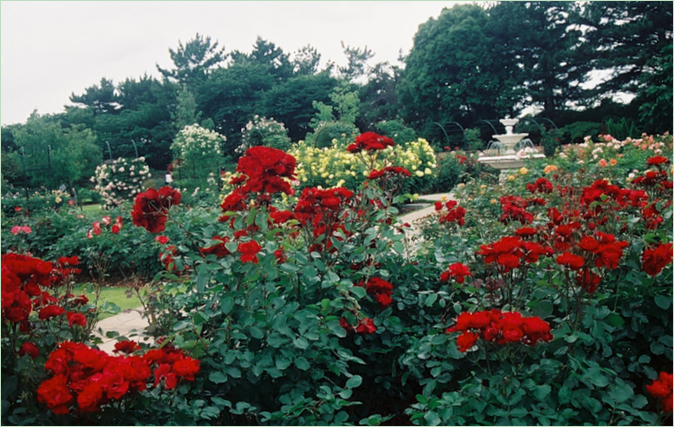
[1,132,673,425]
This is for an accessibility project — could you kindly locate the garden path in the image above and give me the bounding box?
[94,192,455,354]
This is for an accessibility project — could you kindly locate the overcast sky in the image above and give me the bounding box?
[1,1,470,126]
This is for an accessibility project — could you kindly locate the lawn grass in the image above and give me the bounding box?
[81,203,102,214]
[72,284,142,321]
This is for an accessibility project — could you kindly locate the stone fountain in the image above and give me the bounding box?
[477,118,545,182]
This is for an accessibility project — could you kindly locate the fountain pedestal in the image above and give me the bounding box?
[477,118,545,182]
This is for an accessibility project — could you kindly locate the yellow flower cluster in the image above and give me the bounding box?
[288,138,438,190]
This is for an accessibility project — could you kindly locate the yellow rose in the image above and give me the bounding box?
[415,171,425,177]
[519,167,528,175]
[457,183,465,188]
[480,184,487,189]
[491,199,497,204]
[508,175,515,181]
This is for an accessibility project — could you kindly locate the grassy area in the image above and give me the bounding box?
[81,203,102,214]
[72,284,142,321]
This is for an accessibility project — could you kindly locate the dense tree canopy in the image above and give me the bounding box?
[3,2,672,191]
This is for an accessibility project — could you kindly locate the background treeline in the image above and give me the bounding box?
[2,1,671,190]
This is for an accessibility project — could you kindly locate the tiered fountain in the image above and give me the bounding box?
[477,118,545,182]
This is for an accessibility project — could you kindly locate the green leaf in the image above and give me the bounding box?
[351,286,367,299]
[249,327,264,339]
[226,367,242,378]
[604,313,625,327]
[346,375,363,389]
[209,371,227,384]
[430,334,447,345]
[293,336,309,349]
[327,320,347,338]
[424,293,438,307]
[424,411,441,426]
[267,333,287,348]
[654,295,671,310]
[584,367,609,388]
[275,357,292,370]
[294,357,310,371]
[533,385,551,401]
[532,300,554,319]
[608,381,634,404]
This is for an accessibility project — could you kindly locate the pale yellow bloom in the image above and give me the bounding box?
[519,167,528,175]
[543,164,558,174]
[508,175,515,181]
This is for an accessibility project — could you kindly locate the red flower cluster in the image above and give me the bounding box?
[446,310,553,351]
[200,236,231,258]
[339,317,376,335]
[294,187,354,251]
[367,166,411,180]
[359,277,394,308]
[237,240,262,264]
[556,252,585,270]
[500,196,534,225]
[642,243,673,276]
[477,236,548,273]
[646,372,673,412]
[434,200,466,225]
[131,187,181,234]
[577,232,629,270]
[1,253,81,325]
[440,263,472,284]
[526,177,554,194]
[235,146,297,195]
[346,132,395,153]
[38,341,199,415]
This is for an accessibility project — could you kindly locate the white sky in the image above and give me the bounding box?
[1,1,469,126]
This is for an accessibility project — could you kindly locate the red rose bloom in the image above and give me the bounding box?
[647,156,670,166]
[154,235,170,244]
[66,311,87,327]
[440,263,472,284]
[556,252,585,270]
[346,132,395,153]
[113,340,140,354]
[172,357,200,381]
[131,187,181,234]
[200,236,231,258]
[37,374,73,415]
[456,331,479,352]
[642,243,673,276]
[77,381,103,413]
[19,341,40,359]
[39,305,65,320]
[238,241,262,264]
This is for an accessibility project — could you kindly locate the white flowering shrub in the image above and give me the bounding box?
[92,157,151,209]
[237,115,292,155]
[171,125,226,180]
[284,137,438,192]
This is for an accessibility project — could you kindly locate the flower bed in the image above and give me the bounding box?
[2,132,672,425]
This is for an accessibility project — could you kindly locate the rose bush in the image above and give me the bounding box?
[92,157,151,209]
[2,131,671,425]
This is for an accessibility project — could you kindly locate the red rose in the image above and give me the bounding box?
[131,187,181,233]
[77,381,103,413]
[238,240,262,264]
[172,357,200,381]
[346,132,395,153]
[154,235,170,244]
[642,243,673,276]
[113,340,140,354]
[66,311,87,327]
[456,331,479,352]
[556,252,585,270]
[37,374,73,415]
[19,341,40,359]
[355,318,377,334]
[38,305,65,320]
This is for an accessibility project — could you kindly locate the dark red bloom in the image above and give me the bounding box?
[440,263,472,284]
[66,311,87,327]
[238,241,262,264]
[172,357,200,381]
[576,268,601,293]
[236,146,296,196]
[456,331,479,352]
[113,340,141,354]
[200,236,231,258]
[368,166,411,180]
[346,132,395,153]
[642,243,673,276]
[19,341,40,359]
[361,277,394,308]
[526,177,554,194]
[647,156,670,166]
[646,372,673,412]
[39,305,65,320]
[556,252,585,270]
[131,187,181,234]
